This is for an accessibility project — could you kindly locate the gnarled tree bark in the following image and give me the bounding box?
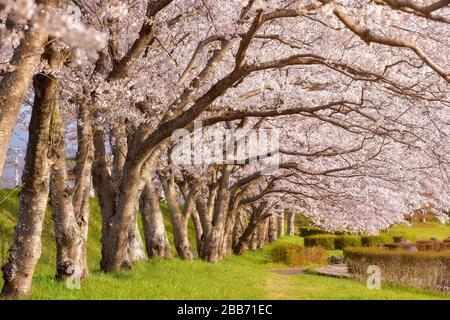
[1,48,59,297]
[49,100,84,281]
[160,171,196,260]
[200,165,232,262]
[139,180,172,259]
[0,0,61,175]
[72,102,94,279]
[233,202,270,255]
[127,205,147,262]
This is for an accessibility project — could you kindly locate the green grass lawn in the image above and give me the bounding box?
[0,189,449,300]
[387,221,450,241]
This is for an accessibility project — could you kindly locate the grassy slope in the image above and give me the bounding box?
[0,189,449,300]
[388,221,450,241]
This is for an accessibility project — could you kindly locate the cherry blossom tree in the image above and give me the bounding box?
[0,0,449,298]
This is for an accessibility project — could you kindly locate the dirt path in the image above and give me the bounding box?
[265,272,301,299]
[265,265,350,299]
[268,268,306,275]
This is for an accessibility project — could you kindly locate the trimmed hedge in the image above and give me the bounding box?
[344,247,450,292]
[305,234,389,250]
[298,226,328,237]
[335,235,362,250]
[384,242,418,250]
[416,240,450,251]
[361,235,392,247]
[304,235,337,250]
[269,243,327,267]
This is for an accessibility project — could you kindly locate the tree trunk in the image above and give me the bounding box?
[277,212,285,237]
[0,0,60,175]
[219,222,234,259]
[92,128,121,271]
[1,62,57,298]
[72,103,94,279]
[200,165,231,262]
[176,176,203,256]
[111,124,128,187]
[219,200,242,259]
[49,102,84,281]
[249,231,258,250]
[191,209,203,256]
[139,181,171,259]
[127,206,146,262]
[268,214,277,242]
[100,161,142,271]
[233,216,258,255]
[232,213,245,249]
[160,172,196,260]
[257,219,268,249]
[194,186,216,254]
[287,210,295,236]
[195,198,212,239]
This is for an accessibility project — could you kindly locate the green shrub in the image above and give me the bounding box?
[304,235,337,249]
[344,247,450,292]
[299,226,328,237]
[269,243,327,267]
[361,234,392,247]
[335,235,362,249]
[390,232,416,243]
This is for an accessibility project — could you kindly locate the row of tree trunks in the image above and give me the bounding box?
[174,176,243,262]
[91,119,175,269]
[1,42,103,297]
[234,207,298,256]
[1,47,62,298]
[85,0,174,272]
[233,211,260,255]
[97,43,249,272]
[93,125,175,268]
